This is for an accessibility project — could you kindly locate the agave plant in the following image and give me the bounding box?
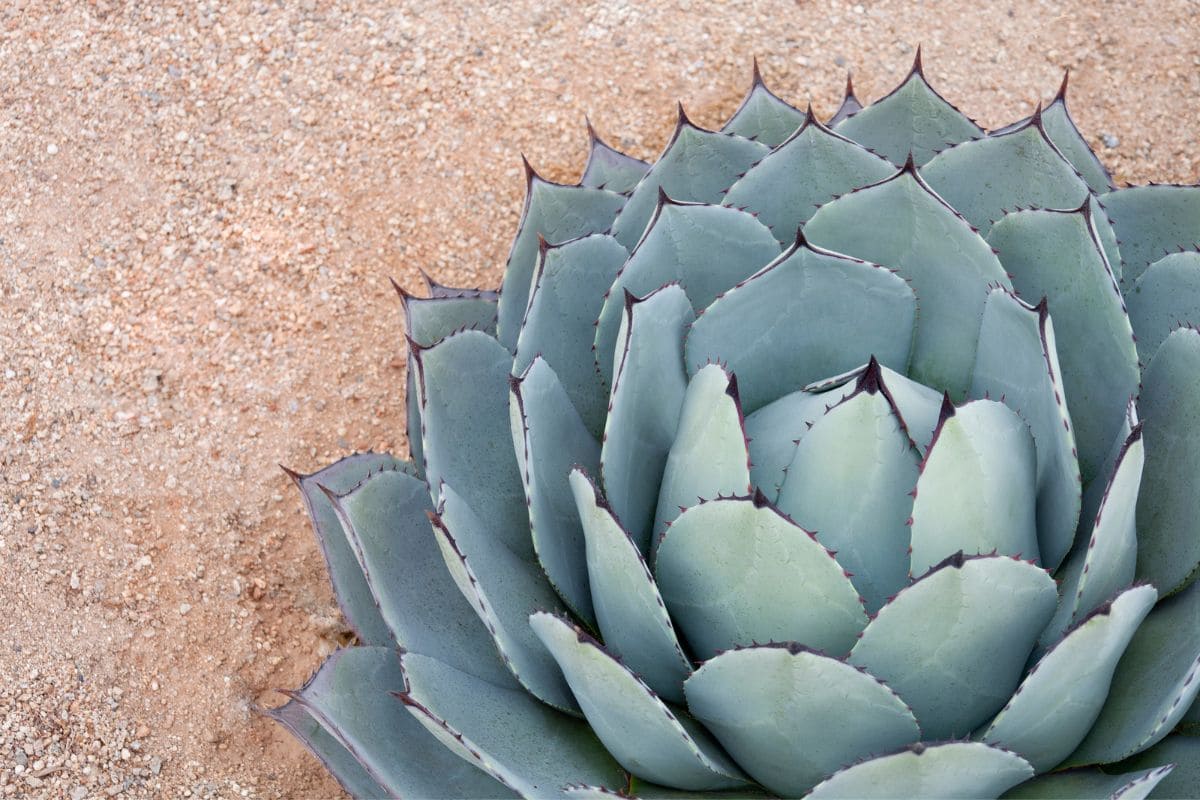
[267,52,1200,799]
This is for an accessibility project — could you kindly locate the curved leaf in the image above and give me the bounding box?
[265,697,392,800]
[570,469,691,703]
[775,361,919,613]
[722,112,895,245]
[1136,327,1200,595]
[397,651,626,798]
[685,236,916,413]
[1124,251,1200,364]
[600,285,693,552]
[510,358,601,625]
[827,73,863,127]
[278,647,510,799]
[970,289,1081,571]
[833,53,984,166]
[581,120,651,193]
[496,169,627,349]
[413,330,530,556]
[430,485,578,713]
[683,645,920,797]
[1001,765,1174,800]
[1113,735,1200,800]
[652,364,751,552]
[655,495,868,660]
[514,234,628,437]
[595,199,780,386]
[1042,75,1115,195]
[287,453,404,646]
[848,554,1058,740]
[982,585,1158,772]
[530,613,748,791]
[610,112,768,249]
[1101,184,1200,284]
[808,742,1034,800]
[909,399,1040,575]
[804,163,1010,397]
[986,206,1139,484]
[720,62,806,146]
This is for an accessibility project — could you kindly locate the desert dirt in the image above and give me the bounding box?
[2,1,1198,797]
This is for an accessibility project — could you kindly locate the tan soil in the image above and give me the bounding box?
[2,1,1197,797]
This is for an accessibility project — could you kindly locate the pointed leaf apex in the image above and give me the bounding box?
[752,486,771,508]
[315,481,341,506]
[389,275,415,303]
[857,355,884,395]
[279,464,305,485]
[1054,68,1070,104]
[536,232,551,255]
[584,114,600,145]
[900,151,919,175]
[418,267,438,292]
[676,101,693,129]
[910,44,925,78]
[725,370,741,404]
[793,225,808,249]
[845,71,856,97]
[751,56,764,88]
[656,184,679,208]
[1030,101,1045,129]
[521,153,541,186]
[937,391,956,425]
[804,102,819,125]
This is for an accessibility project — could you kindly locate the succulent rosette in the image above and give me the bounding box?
[268,54,1200,799]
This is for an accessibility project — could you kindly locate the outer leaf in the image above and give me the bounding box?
[570,469,692,703]
[496,167,627,349]
[1042,74,1115,195]
[720,61,806,147]
[743,385,853,501]
[909,400,1040,575]
[413,330,530,556]
[278,647,509,799]
[922,116,1089,237]
[530,613,748,791]
[655,495,868,660]
[775,361,919,613]
[581,120,651,193]
[808,742,1034,800]
[264,698,392,800]
[685,236,916,413]
[651,364,751,550]
[1114,735,1200,800]
[970,289,1081,571]
[848,554,1058,740]
[986,206,1139,484]
[1003,767,1174,800]
[683,645,920,797]
[722,111,895,245]
[1065,575,1200,766]
[1124,251,1200,363]
[833,52,984,166]
[423,271,499,299]
[595,199,780,386]
[510,358,601,625]
[1136,327,1200,595]
[329,469,514,686]
[287,453,404,646]
[1078,398,1138,559]
[430,485,579,713]
[1041,427,1144,649]
[827,73,863,127]
[601,285,693,552]
[1101,185,1200,284]
[981,585,1158,772]
[804,163,1010,397]
[610,110,768,249]
[397,651,626,798]
[514,234,629,437]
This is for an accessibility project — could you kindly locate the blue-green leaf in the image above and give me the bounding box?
[1111,735,1200,800]
[722,112,895,245]
[809,742,1034,800]
[848,554,1058,740]
[581,120,651,193]
[530,613,748,791]
[510,358,601,626]
[514,234,628,437]
[684,236,916,413]
[720,62,806,147]
[497,167,627,349]
[610,111,768,249]
[570,469,691,703]
[909,400,1040,575]
[1001,765,1174,800]
[833,53,984,166]
[775,361,919,613]
[265,696,392,800]
[1101,185,1200,284]
[827,73,863,127]
[397,651,626,798]
[986,205,1138,484]
[600,285,693,553]
[684,645,920,797]
[804,163,1010,397]
[655,495,867,660]
[595,199,780,386]
[1124,251,1200,364]
[744,384,854,501]
[970,289,1081,571]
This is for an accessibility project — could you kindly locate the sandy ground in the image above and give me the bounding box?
[1,1,1197,797]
